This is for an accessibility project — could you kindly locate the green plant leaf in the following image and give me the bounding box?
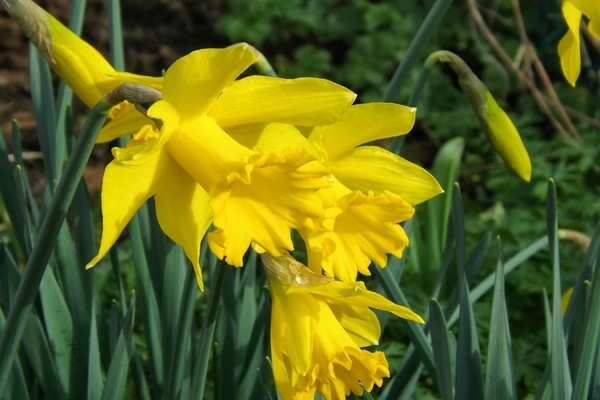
[101,294,135,400]
[87,294,102,400]
[572,222,600,398]
[546,179,572,399]
[28,44,59,187]
[485,238,516,400]
[455,275,484,400]
[429,299,453,400]
[423,137,464,276]
[38,267,73,394]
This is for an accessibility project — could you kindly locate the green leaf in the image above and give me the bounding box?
[129,216,164,390]
[485,239,516,400]
[101,294,135,400]
[164,256,197,399]
[191,261,227,399]
[447,235,548,326]
[0,99,111,391]
[572,223,600,398]
[423,137,464,276]
[28,44,59,187]
[546,179,572,399]
[87,295,103,400]
[373,266,436,379]
[455,276,484,400]
[0,130,29,255]
[38,267,73,394]
[429,299,453,400]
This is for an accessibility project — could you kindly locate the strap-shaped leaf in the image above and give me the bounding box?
[485,239,516,400]
[430,299,453,400]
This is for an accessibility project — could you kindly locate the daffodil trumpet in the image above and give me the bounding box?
[261,253,423,400]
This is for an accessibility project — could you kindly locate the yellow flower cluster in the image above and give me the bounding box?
[9,3,443,398]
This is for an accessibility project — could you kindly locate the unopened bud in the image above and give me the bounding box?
[428,51,532,182]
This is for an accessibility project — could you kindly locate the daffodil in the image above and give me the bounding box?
[86,45,356,289]
[262,253,423,400]
[299,104,442,280]
[558,0,600,86]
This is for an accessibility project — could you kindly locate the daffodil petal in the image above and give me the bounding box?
[227,122,320,156]
[270,282,315,375]
[309,103,416,160]
[570,0,600,21]
[86,148,173,268]
[165,115,251,189]
[208,147,329,266]
[296,281,424,323]
[306,190,413,281]
[328,303,381,347]
[107,71,164,91]
[558,1,582,87]
[209,76,356,128]
[97,101,155,143]
[589,20,600,40]
[47,14,117,107]
[155,162,212,291]
[162,44,256,118]
[329,146,443,205]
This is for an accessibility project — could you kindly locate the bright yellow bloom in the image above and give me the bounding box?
[301,104,443,280]
[558,0,600,86]
[262,254,423,400]
[86,45,356,289]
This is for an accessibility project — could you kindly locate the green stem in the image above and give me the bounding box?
[190,261,227,399]
[0,99,111,391]
[382,0,454,102]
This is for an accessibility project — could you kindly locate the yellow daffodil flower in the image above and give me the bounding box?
[301,104,443,280]
[87,45,356,289]
[224,107,438,281]
[558,0,600,86]
[261,254,423,400]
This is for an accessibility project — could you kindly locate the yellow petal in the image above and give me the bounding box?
[294,280,424,323]
[227,122,320,157]
[97,101,155,143]
[305,189,413,281]
[329,146,442,205]
[209,76,356,128]
[328,303,381,347]
[155,163,212,291]
[208,146,329,267]
[164,115,251,189]
[309,103,416,160]
[47,14,117,107]
[161,44,256,118]
[269,281,315,375]
[589,20,600,40]
[107,71,163,91]
[484,91,532,182]
[558,1,582,86]
[86,147,173,268]
[570,0,600,21]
